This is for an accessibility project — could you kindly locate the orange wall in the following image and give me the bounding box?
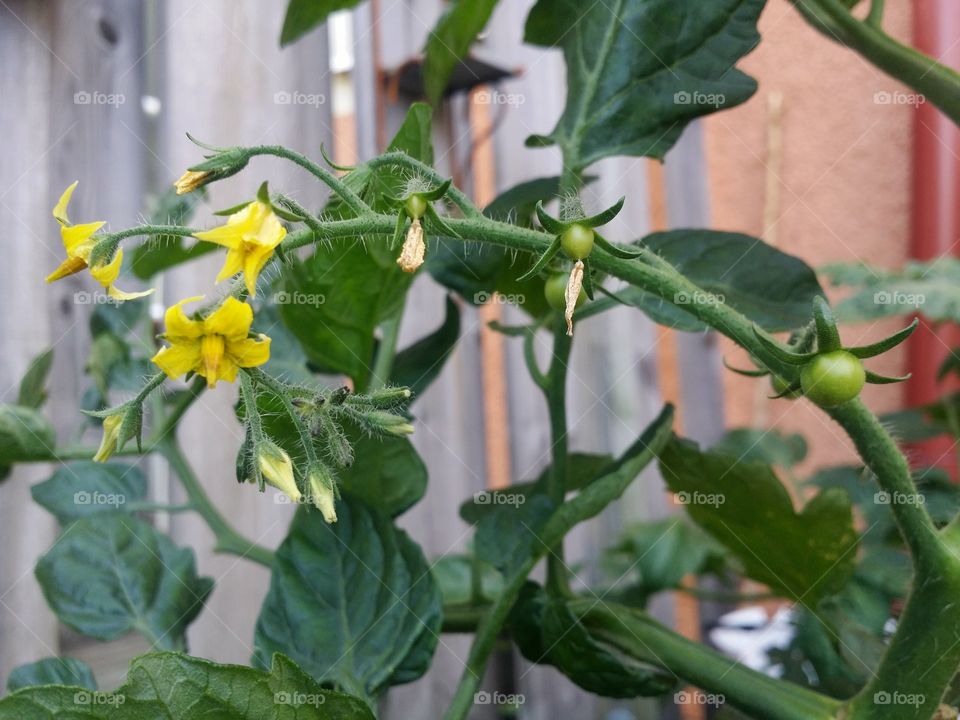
[705,0,914,472]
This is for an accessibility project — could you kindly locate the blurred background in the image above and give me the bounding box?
[0,0,952,718]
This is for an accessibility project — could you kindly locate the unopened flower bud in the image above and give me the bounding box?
[397,217,425,273]
[257,441,301,503]
[565,260,585,337]
[93,414,123,463]
[367,411,415,436]
[307,465,338,524]
[174,170,211,195]
[366,386,412,408]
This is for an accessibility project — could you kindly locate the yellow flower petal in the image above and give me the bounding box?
[93,414,123,463]
[163,296,206,341]
[200,334,226,387]
[193,201,262,249]
[53,181,79,225]
[151,342,202,380]
[254,209,286,249]
[203,297,253,340]
[108,285,155,301]
[62,221,104,255]
[46,255,88,283]
[241,243,277,297]
[89,247,123,288]
[214,247,245,284]
[227,334,271,369]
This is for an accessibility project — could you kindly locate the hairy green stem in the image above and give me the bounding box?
[365,152,481,218]
[579,602,842,720]
[157,439,274,567]
[369,300,405,391]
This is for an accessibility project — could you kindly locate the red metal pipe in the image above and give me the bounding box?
[909,0,960,472]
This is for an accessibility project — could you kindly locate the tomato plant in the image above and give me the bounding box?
[3,1,960,720]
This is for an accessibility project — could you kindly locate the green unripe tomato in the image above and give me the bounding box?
[560,223,594,260]
[405,194,427,219]
[800,350,866,407]
[544,273,585,312]
[770,374,802,400]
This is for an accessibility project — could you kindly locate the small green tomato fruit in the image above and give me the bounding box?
[405,194,427,219]
[560,223,594,260]
[770,375,802,400]
[800,350,866,407]
[544,273,585,312]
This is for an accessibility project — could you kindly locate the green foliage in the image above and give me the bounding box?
[510,583,676,697]
[253,499,441,700]
[0,653,373,719]
[17,349,54,408]
[823,258,960,322]
[432,555,503,606]
[34,516,213,650]
[390,294,461,397]
[130,187,210,279]
[523,0,765,166]
[475,495,556,576]
[334,425,427,516]
[0,405,56,476]
[659,436,858,607]
[713,428,808,470]
[280,0,361,46]
[31,462,147,522]
[423,0,499,104]
[6,658,97,693]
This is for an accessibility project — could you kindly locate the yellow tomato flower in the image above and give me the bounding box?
[193,201,286,297]
[47,182,153,301]
[151,296,271,388]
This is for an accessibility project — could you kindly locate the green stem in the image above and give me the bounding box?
[796,0,960,125]
[365,152,481,218]
[246,145,370,216]
[544,320,573,595]
[369,300,405,391]
[867,0,884,28]
[157,439,274,567]
[579,602,841,720]
[444,405,675,720]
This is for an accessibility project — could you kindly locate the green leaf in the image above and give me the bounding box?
[253,498,442,699]
[31,462,147,523]
[17,349,54,408]
[823,258,960,323]
[336,423,428,516]
[280,240,411,388]
[280,0,361,46]
[510,584,675,697]
[423,0,499,104]
[7,658,96,693]
[603,518,726,603]
[659,436,857,606]
[391,294,461,397]
[712,428,808,470]
[523,0,765,166]
[130,187,209,279]
[640,230,825,332]
[0,404,56,465]
[0,652,374,719]
[35,516,213,649]
[459,452,612,524]
[475,495,556,576]
[432,555,503,606]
